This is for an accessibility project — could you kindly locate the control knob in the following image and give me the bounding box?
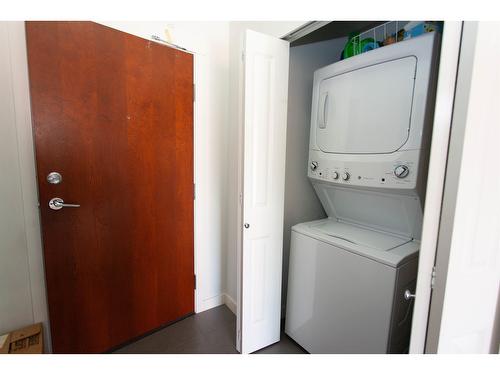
[331,171,339,180]
[310,161,318,171]
[342,172,350,181]
[394,165,410,178]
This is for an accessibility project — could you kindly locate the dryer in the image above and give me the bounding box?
[285,32,439,353]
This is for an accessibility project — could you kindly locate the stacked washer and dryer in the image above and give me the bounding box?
[285,32,439,353]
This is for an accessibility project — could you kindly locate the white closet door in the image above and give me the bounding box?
[239,30,289,354]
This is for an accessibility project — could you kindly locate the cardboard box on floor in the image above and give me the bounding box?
[0,323,44,354]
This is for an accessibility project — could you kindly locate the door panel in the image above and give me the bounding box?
[26,21,194,353]
[239,30,289,354]
[317,57,416,154]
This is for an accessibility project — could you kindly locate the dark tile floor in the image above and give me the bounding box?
[113,305,307,354]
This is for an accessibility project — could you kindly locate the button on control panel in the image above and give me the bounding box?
[394,165,410,178]
[342,172,350,181]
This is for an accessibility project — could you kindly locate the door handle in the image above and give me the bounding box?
[318,92,328,129]
[404,289,416,300]
[49,197,80,210]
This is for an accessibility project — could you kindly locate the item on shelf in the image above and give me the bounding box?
[397,29,405,41]
[383,29,404,46]
[404,21,442,40]
[342,36,377,59]
[382,35,396,46]
[362,41,380,52]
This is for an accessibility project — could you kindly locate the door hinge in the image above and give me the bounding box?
[194,274,197,290]
[430,266,437,289]
[241,51,245,62]
[193,83,196,102]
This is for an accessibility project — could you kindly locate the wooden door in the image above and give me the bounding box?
[25,21,194,353]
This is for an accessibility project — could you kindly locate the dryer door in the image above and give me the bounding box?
[316,56,417,154]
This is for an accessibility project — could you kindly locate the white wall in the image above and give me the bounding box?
[0,22,49,349]
[224,21,306,308]
[0,22,34,334]
[99,22,231,313]
[281,37,347,315]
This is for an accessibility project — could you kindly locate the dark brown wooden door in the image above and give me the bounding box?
[26,21,194,353]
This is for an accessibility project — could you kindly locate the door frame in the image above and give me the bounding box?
[409,21,463,353]
[9,21,200,352]
[425,21,500,354]
[235,20,463,354]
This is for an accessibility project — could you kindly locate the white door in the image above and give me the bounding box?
[238,30,289,354]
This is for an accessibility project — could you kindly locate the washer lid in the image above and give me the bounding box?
[292,218,419,267]
[311,219,409,251]
[312,182,423,239]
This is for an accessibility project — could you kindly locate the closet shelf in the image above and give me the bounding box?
[342,21,442,60]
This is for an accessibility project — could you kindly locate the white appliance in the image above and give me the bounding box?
[285,32,439,353]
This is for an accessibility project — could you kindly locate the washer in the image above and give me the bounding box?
[285,218,418,353]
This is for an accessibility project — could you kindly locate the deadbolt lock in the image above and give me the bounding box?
[47,172,62,184]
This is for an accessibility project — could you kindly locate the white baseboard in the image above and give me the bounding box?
[223,293,237,315]
[197,294,224,313]
[195,293,237,315]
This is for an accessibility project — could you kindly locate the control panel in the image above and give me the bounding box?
[308,149,421,190]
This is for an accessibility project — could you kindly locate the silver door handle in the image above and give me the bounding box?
[49,197,80,210]
[404,289,416,300]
